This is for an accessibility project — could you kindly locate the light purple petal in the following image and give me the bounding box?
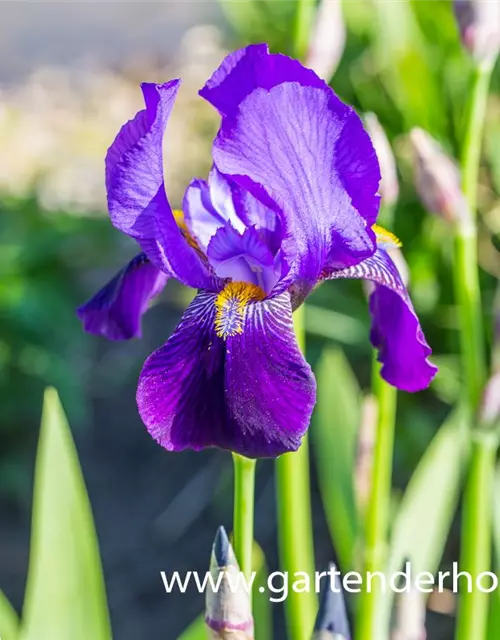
[326,248,437,392]
[207,224,280,293]
[200,43,324,117]
[136,290,315,457]
[77,254,167,341]
[105,80,214,289]
[212,79,379,290]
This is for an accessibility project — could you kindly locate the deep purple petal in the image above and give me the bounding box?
[136,290,315,457]
[225,290,316,455]
[212,81,379,290]
[77,254,167,341]
[326,249,437,392]
[200,43,324,117]
[105,80,214,289]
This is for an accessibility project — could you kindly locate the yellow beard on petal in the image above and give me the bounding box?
[214,281,266,339]
[372,223,402,248]
[173,209,201,251]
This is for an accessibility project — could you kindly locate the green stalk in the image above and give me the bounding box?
[232,453,256,584]
[275,306,317,640]
[455,58,495,640]
[456,432,498,640]
[356,360,397,640]
[453,226,486,411]
[292,0,315,61]
[460,61,494,212]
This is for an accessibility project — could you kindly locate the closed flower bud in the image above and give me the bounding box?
[454,0,500,64]
[205,526,254,639]
[391,573,427,640]
[312,564,351,640]
[479,371,500,426]
[306,0,346,81]
[409,128,471,225]
[364,113,399,207]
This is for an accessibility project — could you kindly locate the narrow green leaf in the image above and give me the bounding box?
[381,408,469,630]
[0,590,19,640]
[311,347,361,571]
[177,615,206,640]
[20,388,111,640]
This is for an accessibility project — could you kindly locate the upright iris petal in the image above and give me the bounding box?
[106,80,214,290]
[203,44,380,295]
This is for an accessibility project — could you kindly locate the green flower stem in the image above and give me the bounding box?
[453,225,486,411]
[455,57,495,640]
[232,454,256,586]
[275,306,317,640]
[460,61,494,212]
[456,432,499,640]
[356,360,397,640]
[292,0,316,61]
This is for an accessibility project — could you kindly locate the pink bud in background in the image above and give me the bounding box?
[365,112,399,207]
[453,0,500,64]
[306,0,346,81]
[409,128,471,225]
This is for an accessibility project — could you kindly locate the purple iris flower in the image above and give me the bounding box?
[77,44,437,458]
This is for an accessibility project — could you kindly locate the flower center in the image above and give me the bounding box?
[214,281,265,339]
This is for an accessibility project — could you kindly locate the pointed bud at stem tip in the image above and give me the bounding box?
[364,113,399,207]
[306,0,346,81]
[409,128,471,226]
[454,0,500,65]
[312,564,351,640]
[479,372,500,427]
[205,526,254,639]
[391,582,427,640]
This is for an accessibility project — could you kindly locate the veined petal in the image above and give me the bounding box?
[212,78,379,290]
[200,43,324,117]
[136,289,315,457]
[325,248,437,392]
[225,290,316,456]
[106,80,214,289]
[77,254,167,341]
[207,224,280,294]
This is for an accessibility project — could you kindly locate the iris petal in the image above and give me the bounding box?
[200,43,324,117]
[225,290,316,456]
[211,66,379,291]
[325,248,437,392]
[105,80,214,289]
[136,290,315,457]
[207,224,280,294]
[77,254,167,341]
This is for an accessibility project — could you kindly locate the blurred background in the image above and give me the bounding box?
[0,1,499,638]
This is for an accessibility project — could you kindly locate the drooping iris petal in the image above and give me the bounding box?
[224,290,316,455]
[326,248,437,392]
[77,254,167,341]
[105,80,214,289]
[136,290,315,457]
[200,43,324,117]
[207,224,280,293]
[211,76,379,290]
